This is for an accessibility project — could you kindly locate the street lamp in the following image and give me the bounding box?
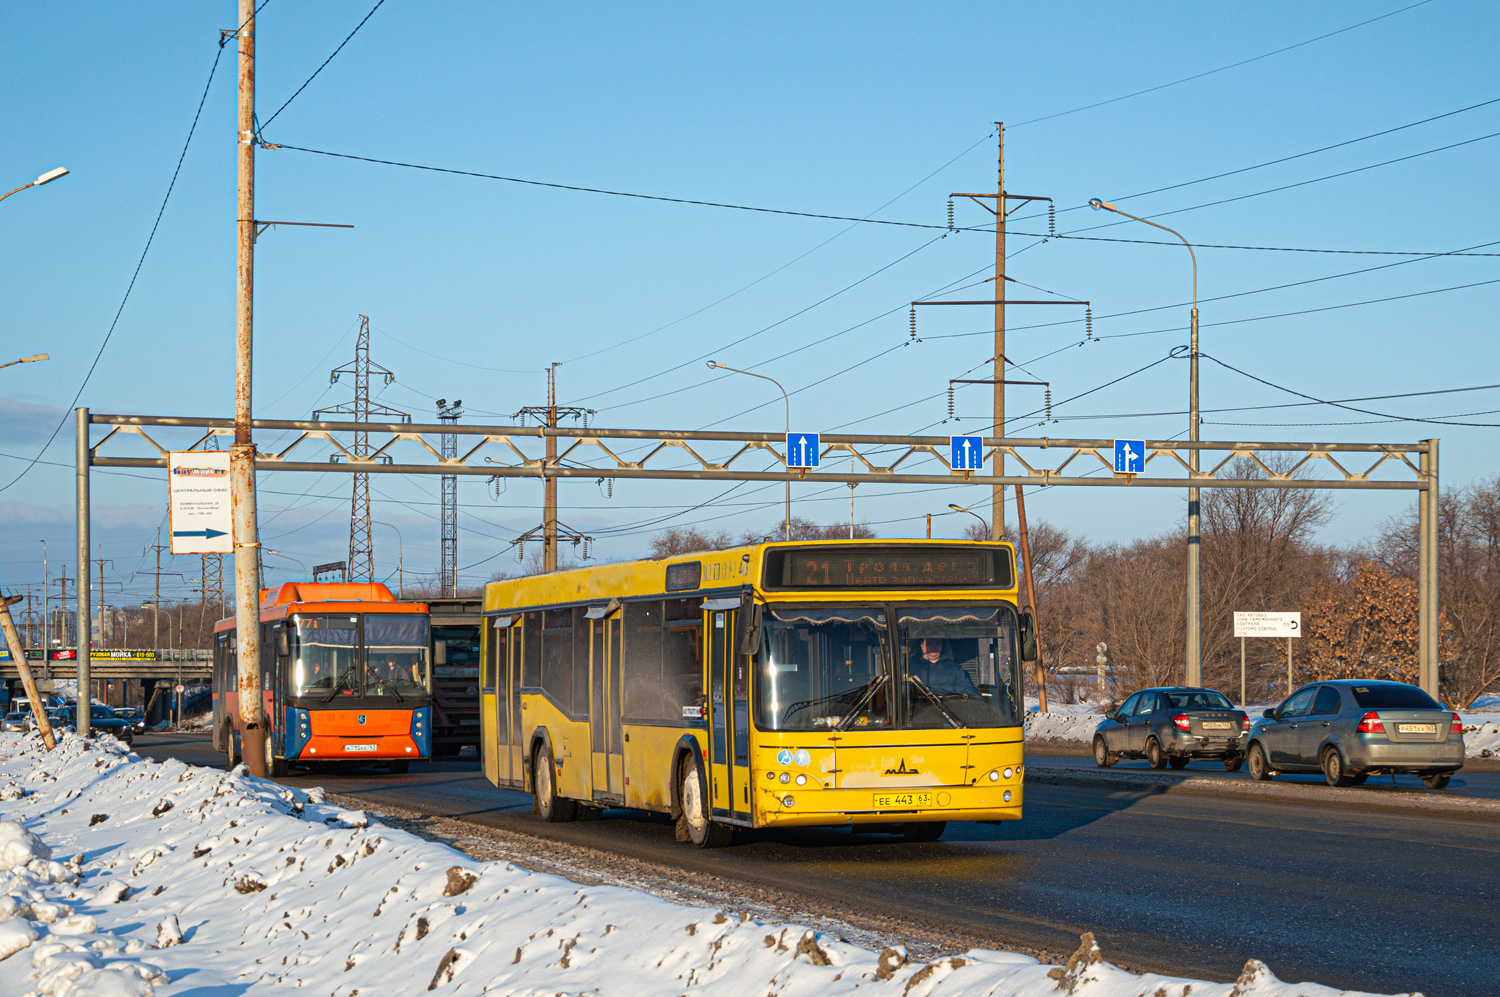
[0,353,48,372]
[373,521,404,597]
[1089,197,1201,685]
[1,167,69,205]
[264,550,307,577]
[707,360,792,540]
[948,503,990,538]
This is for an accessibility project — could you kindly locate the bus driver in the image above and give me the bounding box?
[910,638,980,697]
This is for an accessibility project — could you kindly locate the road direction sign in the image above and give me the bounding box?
[950,435,985,472]
[1113,439,1146,474]
[786,433,820,469]
[1234,612,1301,638]
[168,451,232,555]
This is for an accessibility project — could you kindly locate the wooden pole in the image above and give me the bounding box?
[2,596,56,750]
[1013,484,1047,713]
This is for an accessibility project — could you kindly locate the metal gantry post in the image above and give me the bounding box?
[232,0,266,777]
[1185,303,1202,687]
[75,407,91,734]
[992,123,1006,540]
[1418,439,1440,698]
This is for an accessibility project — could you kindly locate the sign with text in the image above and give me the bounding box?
[1234,611,1301,638]
[168,450,232,554]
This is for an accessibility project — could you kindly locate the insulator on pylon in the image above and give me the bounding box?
[516,541,525,562]
[1048,202,1056,237]
[583,538,592,560]
[1085,306,1093,341]
[947,199,954,231]
[947,385,955,421]
[1045,387,1053,423]
[909,305,917,340]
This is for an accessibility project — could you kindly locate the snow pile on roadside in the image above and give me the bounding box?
[0,732,1404,996]
[1025,708,1103,743]
[1464,716,1500,758]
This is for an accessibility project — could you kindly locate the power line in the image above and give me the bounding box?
[258,0,387,136]
[0,42,226,494]
[1009,0,1435,128]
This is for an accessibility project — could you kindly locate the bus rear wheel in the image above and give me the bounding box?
[677,756,732,848]
[534,744,577,822]
[267,733,288,778]
[226,729,242,770]
[900,821,947,842]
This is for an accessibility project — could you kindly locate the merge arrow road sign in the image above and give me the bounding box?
[950,435,985,472]
[168,451,233,555]
[1113,439,1146,474]
[786,433,820,469]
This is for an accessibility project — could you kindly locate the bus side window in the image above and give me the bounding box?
[623,601,663,720]
[571,607,590,718]
[523,613,542,689]
[541,609,574,715]
[662,599,702,721]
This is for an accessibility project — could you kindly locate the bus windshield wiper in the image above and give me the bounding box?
[906,674,966,728]
[320,671,355,703]
[382,680,406,704]
[835,672,889,732]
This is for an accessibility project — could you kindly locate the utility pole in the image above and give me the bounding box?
[53,568,71,648]
[513,364,593,572]
[992,124,1005,540]
[314,315,409,582]
[144,529,169,650]
[231,0,267,777]
[437,398,462,596]
[95,546,112,647]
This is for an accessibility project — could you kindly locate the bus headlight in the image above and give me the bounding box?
[795,774,807,786]
[988,770,1000,782]
[779,772,791,784]
[782,795,795,808]
[1003,790,1012,803]
[1003,767,1013,780]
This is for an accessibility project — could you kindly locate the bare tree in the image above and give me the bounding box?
[650,527,737,559]
[739,518,877,543]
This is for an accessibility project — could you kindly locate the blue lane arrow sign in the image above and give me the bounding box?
[786,432,820,469]
[172,528,229,540]
[1113,439,1146,474]
[950,435,984,471]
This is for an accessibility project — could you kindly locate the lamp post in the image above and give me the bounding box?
[0,353,48,372]
[707,361,792,540]
[0,167,68,206]
[373,521,404,597]
[948,503,990,539]
[264,550,307,577]
[1089,198,1202,686]
[39,541,47,660]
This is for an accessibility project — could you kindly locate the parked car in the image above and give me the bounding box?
[112,707,147,734]
[0,712,26,732]
[1094,687,1250,770]
[83,705,134,746]
[1246,679,1463,788]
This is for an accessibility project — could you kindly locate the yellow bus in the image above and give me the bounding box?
[479,540,1035,847]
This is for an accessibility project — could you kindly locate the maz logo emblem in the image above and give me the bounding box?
[358,715,367,725]
[882,759,917,776]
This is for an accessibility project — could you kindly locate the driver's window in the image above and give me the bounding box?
[1117,693,1140,717]
[1282,687,1317,717]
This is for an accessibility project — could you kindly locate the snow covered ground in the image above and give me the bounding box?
[1025,701,1500,759]
[0,732,1409,996]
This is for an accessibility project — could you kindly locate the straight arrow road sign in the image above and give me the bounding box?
[786,432,820,469]
[950,435,984,472]
[1113,439,1146,474]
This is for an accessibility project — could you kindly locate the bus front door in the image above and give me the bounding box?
[590,616,624,803]
[709,611,753,820]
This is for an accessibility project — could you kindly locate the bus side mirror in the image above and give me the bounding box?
[434,640,448,666]
[1018,611,1039,662]
[736,596,763,656]
[275,629,290,658]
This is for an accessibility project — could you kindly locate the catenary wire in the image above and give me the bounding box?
[257,0,387,135]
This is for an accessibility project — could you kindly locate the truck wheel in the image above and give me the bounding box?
[676,755,732,848]
[1321,747,1355,787]
[1145,737,1166,770]
[1247,743,1272,781]
[534,744,577,822]
[1092,736,1117,768]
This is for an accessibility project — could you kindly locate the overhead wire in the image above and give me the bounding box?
[257,0,388,136]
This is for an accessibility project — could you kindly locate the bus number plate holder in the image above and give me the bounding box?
[873,792,931,809]
[344,744,378,752]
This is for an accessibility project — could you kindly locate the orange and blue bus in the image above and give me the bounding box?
[213,582,433,776]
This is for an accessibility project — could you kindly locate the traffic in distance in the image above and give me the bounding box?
[1093,679,1467,789]
[478,539,1037,847]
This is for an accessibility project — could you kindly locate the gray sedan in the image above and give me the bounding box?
[1094,687,1249,770]
[1246,679,1464,788]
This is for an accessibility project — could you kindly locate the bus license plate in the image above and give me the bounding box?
[343,744,378,752]
[874,792,932,809]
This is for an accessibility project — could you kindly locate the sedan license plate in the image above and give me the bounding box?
[343,743,378,753]
[873,792,932,809]
[1201,721,1232,730]
[1397,723,1436,734]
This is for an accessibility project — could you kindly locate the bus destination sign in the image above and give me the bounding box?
[770,546,1009,589]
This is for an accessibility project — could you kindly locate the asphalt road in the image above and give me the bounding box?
[1027,752,1500,800]
[133,733,1499,996]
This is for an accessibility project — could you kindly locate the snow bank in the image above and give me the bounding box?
[0,731,1403,996]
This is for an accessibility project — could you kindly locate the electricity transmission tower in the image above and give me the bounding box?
[437,398,462,596]
[314,315,409,582]
[514,364,593,572]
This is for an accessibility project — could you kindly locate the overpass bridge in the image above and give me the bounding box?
[0,650,210,684]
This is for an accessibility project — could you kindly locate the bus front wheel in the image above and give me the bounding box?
[677,756,733,849]
[267,733,288,778]
[534,744,577,823]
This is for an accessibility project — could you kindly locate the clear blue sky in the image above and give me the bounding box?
[3,0,1497,607]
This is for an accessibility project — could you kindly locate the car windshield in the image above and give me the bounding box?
[90,706,116,720]
[364,614,430,698]
[1351,684,1442,710]
[753,605,1023,732]
[1161,689,1234,710]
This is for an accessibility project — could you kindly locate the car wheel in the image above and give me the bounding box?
[534,744,578,823]
[1421,772,1451,790]
[1092,736,1117,768]
[676,755,732,848]
[1145,738,1166,770]
[1247,743,1273,781]
[1321,747,1355,787]
[1223,756,1244,773]
[1167,756,1189,770]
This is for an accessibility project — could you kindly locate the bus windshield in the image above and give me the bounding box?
[754,605,1022,731]
[290,614,430,700]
